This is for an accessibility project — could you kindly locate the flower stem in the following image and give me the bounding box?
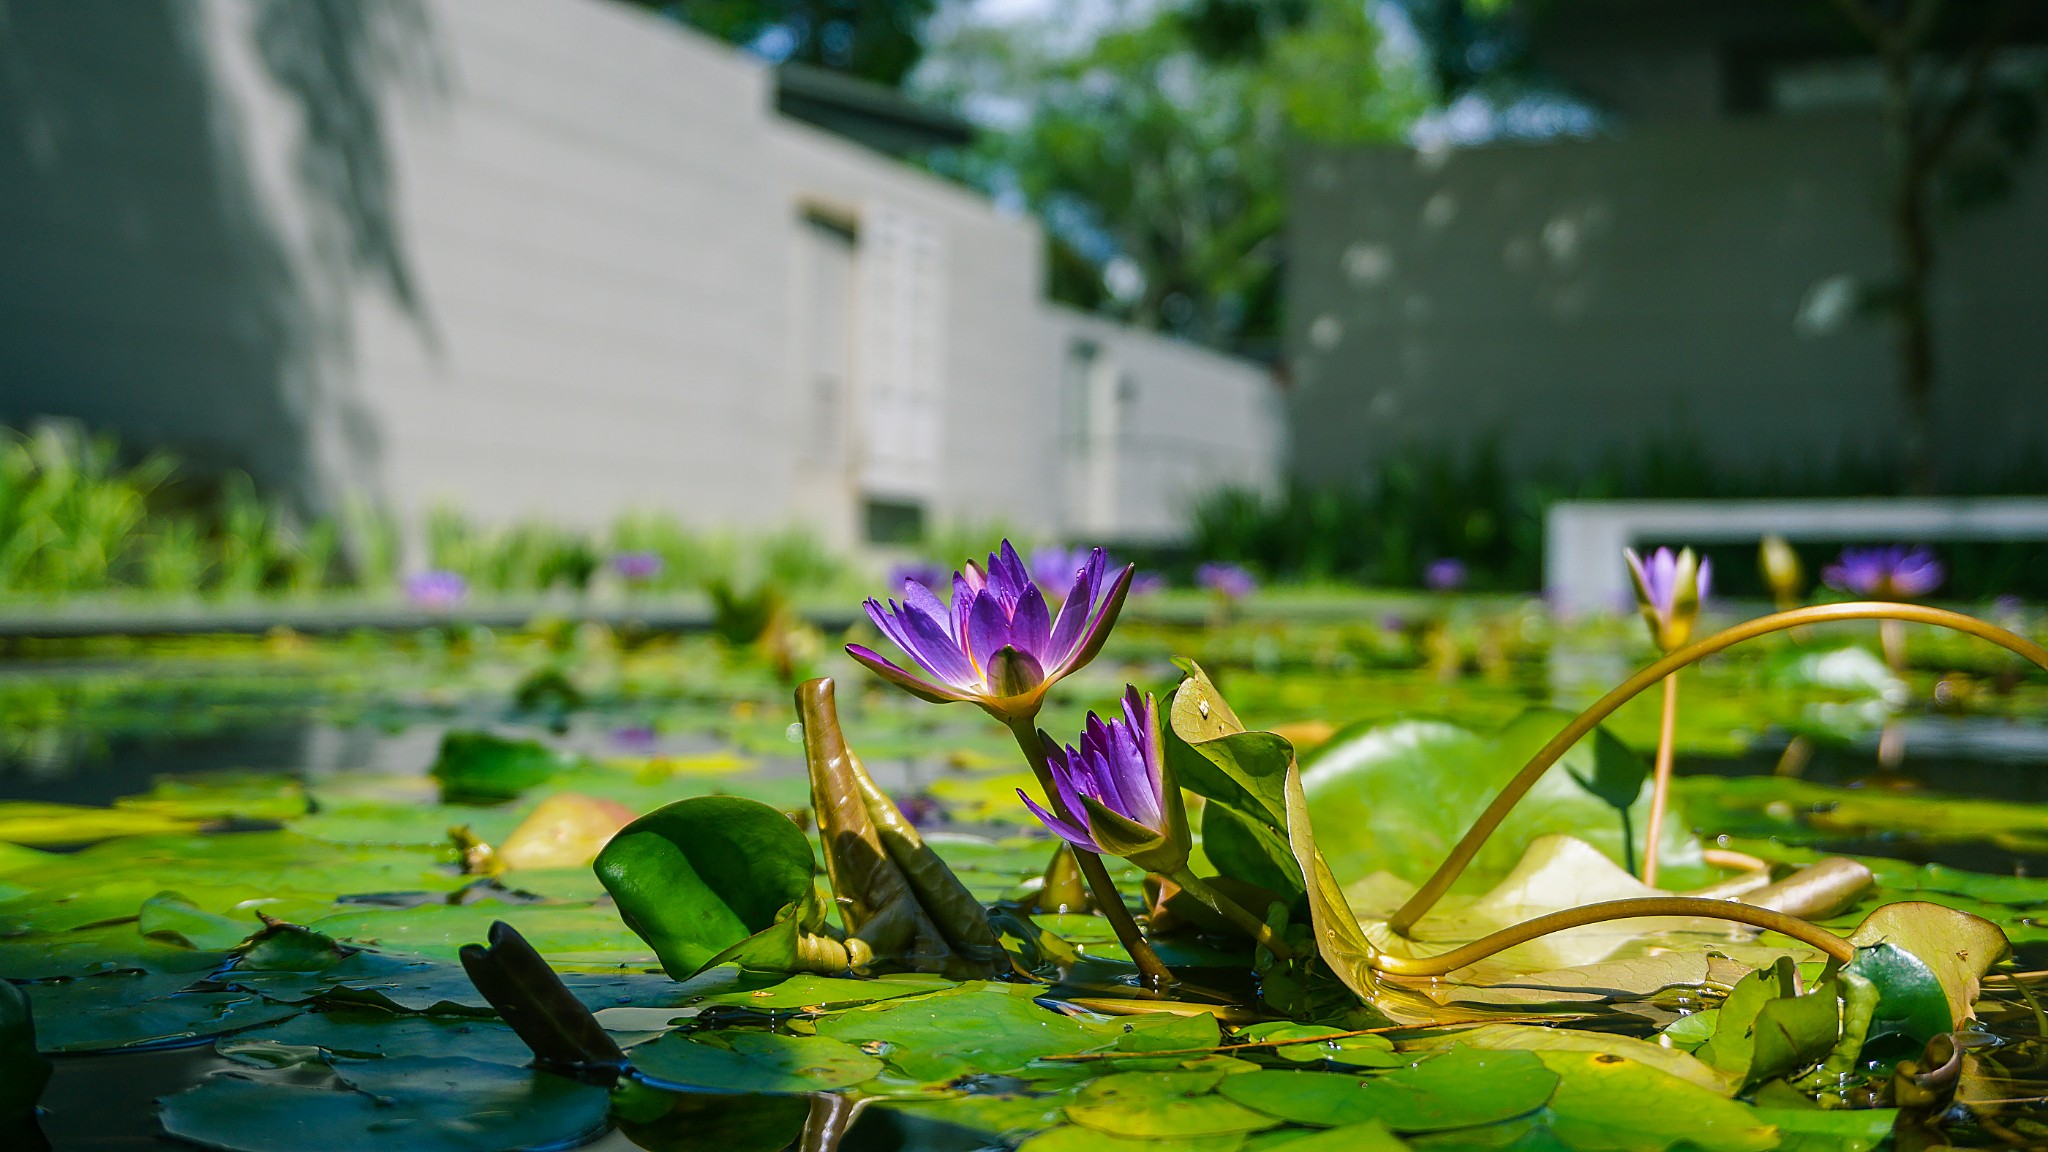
[1387,602,2048,936]
[1006,720,1175,988]
[1640,671,1680,887]
[1167,869,1298,960]
[1369,896,1856,978]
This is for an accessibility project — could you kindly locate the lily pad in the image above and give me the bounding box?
[1219,1047,1557,1131]
[630,1030,882,1093]
[1534,1050,1776,1152]
[158,1056,611,1151]
[814,982,1113,1082]
[1066,1070,1282,1137]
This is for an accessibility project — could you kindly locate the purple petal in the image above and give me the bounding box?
[965,592,1012,678]
[902,578,959,642]
[845,644,971,704]
[989,541,1032,609]
[1695,556,1712,602]
[1049,563,1133,677]
[1046,559,1099,668]
[1017,789,1100,853]
[893,599,980,689]
[1010,585,1053,663]
[950,571,977,642]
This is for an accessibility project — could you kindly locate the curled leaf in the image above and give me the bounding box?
[796,678,1005,978]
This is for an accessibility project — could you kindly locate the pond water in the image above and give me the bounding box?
[5,603,2048,1151]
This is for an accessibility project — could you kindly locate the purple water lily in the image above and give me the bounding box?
[1624,547,1710,651]
[1823,545,1944,600]
[1031,547,1098,592]
[1130,571,1169,597]
[848,540,1133,721]
[406,569,468,611]
[1423,558,1468,592]
[1196,562,1257,600]
[886,561,947,595]
[1018,686,1188,872]
[612,551,664,583]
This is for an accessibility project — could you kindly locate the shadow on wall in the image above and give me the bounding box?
[0,0,439,511]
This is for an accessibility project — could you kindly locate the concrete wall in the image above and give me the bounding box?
[1286,114,2048,489]
[0,0,1279,551]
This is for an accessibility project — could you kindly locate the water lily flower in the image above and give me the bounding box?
[848,541,1132,722]
[1823,545,1944,600]
[1196,562,1256,600]
[1017,686,1188,873]
[406,569,468,611]
[612,551,664,583]
[1624,547,1709,652]
[1423,558,1468,592]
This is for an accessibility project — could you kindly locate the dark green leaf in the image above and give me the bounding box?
[430,730,566,804]
[631,1030,881,1093]
[594,796,823,979]
[1066,1070,1281,1137]
[1219,1047,1557,1131]
[158,1056,611,1152]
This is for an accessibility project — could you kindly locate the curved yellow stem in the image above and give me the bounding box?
[1387,603,2048,936]
[1371,897,1856,977]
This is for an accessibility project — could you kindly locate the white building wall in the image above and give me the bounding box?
[0,0,1278,551]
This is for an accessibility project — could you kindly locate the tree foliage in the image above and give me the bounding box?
[919,0,1426,354]
[628,0,936,87]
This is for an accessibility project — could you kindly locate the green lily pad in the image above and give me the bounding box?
[158,1056,611,1151]
[24,968,298,1052]
[1022,1127,1251,1152]
[1750,1107,1897,1152]
[140,891,261,951]
[814,982,1113,1082]
[1845,902,2007,1032]
[1219,1048,1557,1131]
[1244,1119,1411,1151]
[1065,1070,1282,1137]
[1299,711,1701,893]
[1535,1051,1776,1152]
[630,1030,882,1093]
[1236,1024,1404,1067]
[430,730,566,804]
[690,972,951,1011]
[219,1009,535,1067]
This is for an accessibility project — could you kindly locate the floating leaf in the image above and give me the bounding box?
[494,793,636,871]
[430,731,565,804]
[1536,1050,1777,1152]
[1236,1023,1405,1067]
[594,796,827,978]
[630,1030,881,1094]
[1240,1119,1409,1151]
[1846,902,2007,1033]
[1421,1024,1732,1095]
[157,1056,610,1152]
[1066,1070,1281,1137]
[139,891,259,951]
[814,982,1112,1083]
[1022,1127,1249,1152]
[23,968,298,1053]
[1219,1047,1557,1131]
[611,1084,811,1152]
